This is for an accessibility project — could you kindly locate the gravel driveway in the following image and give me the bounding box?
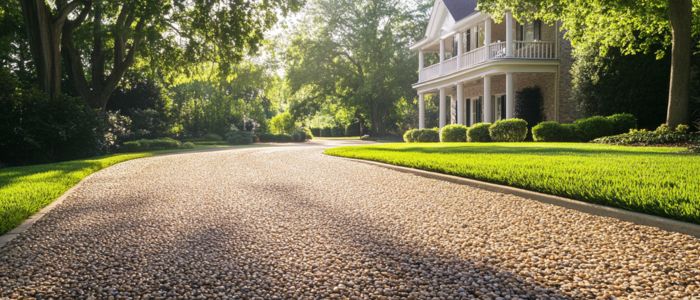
[1,140,699,299]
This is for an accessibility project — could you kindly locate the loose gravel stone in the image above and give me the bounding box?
[0,141,699,299]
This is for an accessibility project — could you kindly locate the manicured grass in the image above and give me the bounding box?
[0,145,230,235]
[325,143,700,224]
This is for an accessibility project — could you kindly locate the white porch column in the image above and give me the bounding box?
[483,76,493,123]
[418,51,424,71]
[469,97,476,125]
[506,12,514,57]
[470,26,477,50]
[506,72,515,118]
[439,39,445,74]
[439,87,447,128]
[418,93,425,129]
[484,18,492,46]
[456,83,465,125]
[456,33,463,68]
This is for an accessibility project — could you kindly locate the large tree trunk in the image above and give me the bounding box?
[20,0,62,100]
[666,0,692,128]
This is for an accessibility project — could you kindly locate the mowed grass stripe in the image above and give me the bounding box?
[325,143,700,224]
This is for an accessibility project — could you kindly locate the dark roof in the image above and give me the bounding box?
[443,0,477,21]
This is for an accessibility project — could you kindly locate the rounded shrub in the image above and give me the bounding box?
[532,121,577,142]
[606,113,637,135]
[440,124,468,142]
[467,123,492,142]
[414,128,440,142]
[226,130,254,145]
[489,119,528,142]
[574,116,614,141]
[403,129,416,143]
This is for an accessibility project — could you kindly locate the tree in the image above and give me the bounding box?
[478,0,699,127]
[19,0,302,108]
[285,0,430,134]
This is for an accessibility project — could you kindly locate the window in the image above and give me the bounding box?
[465,30,471,52]
[475,97,483,123]
[452,37,458,57]
[518,20,542,41]
[465,98,471,124]
[477,24,485,47]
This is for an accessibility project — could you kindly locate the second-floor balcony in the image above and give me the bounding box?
[418,40,557,83]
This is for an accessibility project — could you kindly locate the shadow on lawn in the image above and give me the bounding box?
[364,144,687,157]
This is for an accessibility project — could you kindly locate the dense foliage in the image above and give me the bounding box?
[285,0,431,135]
[594,124,699,146]
[121,138,195,152]
[489,119,528,142]
[326,143,700,224]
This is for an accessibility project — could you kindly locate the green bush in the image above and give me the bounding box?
[321,127,332,137]
[413,128,440,142]
[440,124,468,142]
[226,130,254,145]
[607,113,637,135]
[331,126,344,137]
[120,138,188,152]
[258,133,294,143]
[311,128,321,137]
[269,112,296,135]
[202,133,223,141]
[574,116,615,141]
[593,124,696,146]
[301,127,314,140]
[489,119,528,142]
[0,85,103,165]
[532,121,578,142]
[403,129,416,143]
[360,134,375,141]
[467,123,492,142]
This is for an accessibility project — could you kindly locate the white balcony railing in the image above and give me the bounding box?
[418,40,556,83]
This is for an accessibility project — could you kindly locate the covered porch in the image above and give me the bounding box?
[417,71,557,128]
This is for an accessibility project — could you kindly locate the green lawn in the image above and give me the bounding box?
[325,143,700,224]
[0,145,230,235]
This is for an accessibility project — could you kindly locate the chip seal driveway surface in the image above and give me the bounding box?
[1,140,699,299]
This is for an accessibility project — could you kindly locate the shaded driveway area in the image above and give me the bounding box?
[1,140,699,299]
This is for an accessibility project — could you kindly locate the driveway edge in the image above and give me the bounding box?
[343,157,700,238]
[0,172,98,250]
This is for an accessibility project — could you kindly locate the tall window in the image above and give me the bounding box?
[477,24,485,47]
[452,37,458,57]
[475,97,483,123]
[518,20,542,41]
[465,30,471,52]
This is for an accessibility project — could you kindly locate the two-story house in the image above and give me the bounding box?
[412,0,579,129]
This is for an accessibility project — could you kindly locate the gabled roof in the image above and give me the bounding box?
[443,0,478,22]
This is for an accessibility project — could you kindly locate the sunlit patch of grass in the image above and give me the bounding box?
[325,142,700,224]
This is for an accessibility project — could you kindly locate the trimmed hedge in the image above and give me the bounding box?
[226,130,254,145]
[413,128,440,142]
[467,123,492,142]
[575,116,614,141]
[403,129,416,143]
[120,138,191,152]
[489,119,528,142]
[258,133,294,143]
[440,124,468,142]
[607,113,637,135]
[532,121,578,142]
